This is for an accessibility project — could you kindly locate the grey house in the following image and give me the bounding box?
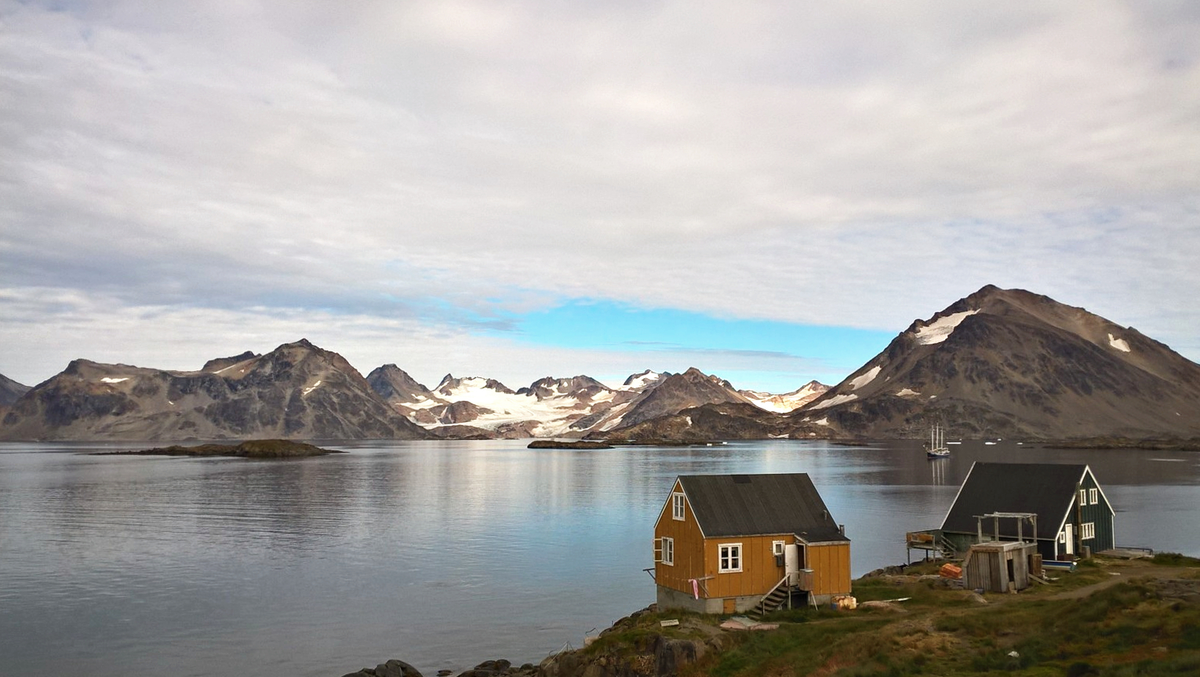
[940,462,1115,561]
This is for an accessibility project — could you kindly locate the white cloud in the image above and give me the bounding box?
[2,1,1199,385]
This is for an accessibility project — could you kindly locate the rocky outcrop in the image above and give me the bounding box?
[347,608,720,677]
[599,402,790,442]
[343,659,425,677]
[431,400,495,425]
[518,376,610,402]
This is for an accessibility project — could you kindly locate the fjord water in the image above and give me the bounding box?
[1,440,1197,677]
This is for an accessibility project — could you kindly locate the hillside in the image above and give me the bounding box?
[0,372,30,407]
[346,554,1200,677]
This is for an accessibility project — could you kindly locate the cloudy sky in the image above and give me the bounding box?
[2,1,1198,392]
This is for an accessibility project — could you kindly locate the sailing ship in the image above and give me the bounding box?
[925,423,950,459]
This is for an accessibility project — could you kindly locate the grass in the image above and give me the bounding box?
[1152,552,1200,568]
[658,553,1200,677]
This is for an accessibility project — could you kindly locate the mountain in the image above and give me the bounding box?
[364,365,829,438]
[788,285,1200,440]
[603,368,753,431]
[369,371,635,438]
[366,363,449,424]
[740,380,829,413]
[0,339,430,441]
[0,373,30,408]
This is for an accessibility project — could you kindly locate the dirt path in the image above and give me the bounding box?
[1049,561,1197,600]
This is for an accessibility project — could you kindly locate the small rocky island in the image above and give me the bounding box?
[102,439,343,458]
[526,440,613,449]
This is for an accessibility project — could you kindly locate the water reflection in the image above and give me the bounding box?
[0,439,1196,677]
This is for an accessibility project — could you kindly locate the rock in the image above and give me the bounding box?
[458,659,513,677]
[858,600,905,612]
[655,637,706,677]
[343,659,424,677]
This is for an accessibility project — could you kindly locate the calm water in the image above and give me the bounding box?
[1,440,1198,676]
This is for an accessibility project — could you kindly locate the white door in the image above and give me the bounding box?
[1063,524,1075,555]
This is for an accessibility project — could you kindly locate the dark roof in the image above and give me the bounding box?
[941,462,1090,541]
[677,473,848,542]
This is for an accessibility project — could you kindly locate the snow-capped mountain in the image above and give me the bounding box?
[371,372,632,438]
[365,366,816,439]
[789,285,1200,439]
[740,381,829,413]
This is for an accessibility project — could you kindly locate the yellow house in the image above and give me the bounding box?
[654,473,851,614]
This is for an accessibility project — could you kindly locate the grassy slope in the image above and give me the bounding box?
[602,555,1200,677]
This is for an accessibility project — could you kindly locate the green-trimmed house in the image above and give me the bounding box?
[939,462,1115,561]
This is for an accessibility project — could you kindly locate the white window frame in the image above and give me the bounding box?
[1081,522,1095,540]
[1079,489,1087,506]
[672,493,685,521]
[1089,488,1098,505]
[662,537,674,565]
[772,540,786,556]
[718,543,742,573]
[1058,530,1066,544]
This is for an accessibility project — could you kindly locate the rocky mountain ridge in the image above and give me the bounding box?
[5,285,1193,443]
[0,373,30,414]
[362,364,830,439]
[0,340,429,441]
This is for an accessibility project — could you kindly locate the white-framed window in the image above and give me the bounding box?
[772,540,786,557]
[672,493,685,521]
[1081,523,1095,540]
[1079,489,1087,506]
[1089,488,1098,505]
[718,543,742,573]
[1058,530,1066,544]
[662,537,674,565]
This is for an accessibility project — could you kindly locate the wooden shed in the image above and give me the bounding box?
[653,473,851,615]
[963,540,1038,593]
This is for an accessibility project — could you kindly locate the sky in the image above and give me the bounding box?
[2,1,1198,393]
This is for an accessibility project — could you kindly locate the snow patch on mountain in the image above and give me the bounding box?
[848,366,881,390]
[618,370,664,391]
[741,380,829,413]
[808,392,858,410]
[914,309,979,345]
[100,377,129,384]
[1108,333,1131,352]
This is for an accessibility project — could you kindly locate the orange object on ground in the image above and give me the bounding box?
[939,563,963,579]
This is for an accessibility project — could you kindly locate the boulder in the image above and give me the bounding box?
[343,659,424,677]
